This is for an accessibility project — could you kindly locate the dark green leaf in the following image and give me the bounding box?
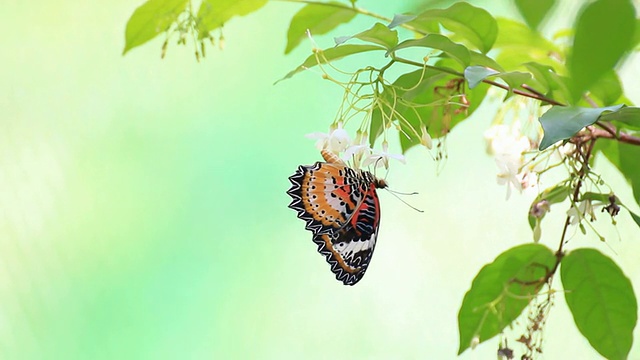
[123,0,188,55]
[561,248,637,360]
[276,44,385,83]
[514,0,556,30]
[599,106,640,131]
[285,2,357,54]
[388,14,416,29]
[464,66,499,89]
[196,0,267,39]
[389,34,471,67]
[335,23,398,49]
[597,141,640,207]
[630,211,640,229]
[589,71,623,106]
[538,105,624,150]
[458,244,556,355]
[568,0,636,103]
[412,2,498,53]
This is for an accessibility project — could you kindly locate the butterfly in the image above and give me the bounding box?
[287,149,387,285]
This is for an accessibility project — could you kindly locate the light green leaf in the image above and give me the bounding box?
[469,51,504,72]
[388,14,417,29]
[464,66,531,91]
[413,2,497,53]
[369,63,488,150]
[389,34,470,67]
[458,244,556,355]
[335,22,398,49]
[523,62,559,93]
[276,44,385,83]
[538,105,624,150]
[599,106,640,131]
[589,71,623,106]
[561,248,637,360]
[568,0,636,103]
[123,0,188,55]
[464,66,499,88]
[495,71,532,91]
[285,2,357,54]
[514,0,556,30]
[494,18,561,71]
[196,0,267,39]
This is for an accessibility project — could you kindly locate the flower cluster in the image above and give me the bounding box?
[306,122,409,170]
[485,120,539,199]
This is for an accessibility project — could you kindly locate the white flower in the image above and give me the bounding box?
[306,122,351,153]
[343,130,372,167]
[567,200,599,225]
[363,141,406,169]
[484,123,531,157]
[495,154,522,200]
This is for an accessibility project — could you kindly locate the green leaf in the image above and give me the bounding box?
[469,51,504,72]
[413,2,498,53]
[369,64,488,150]
[389,34,471,67]
[599,106,640,131]
[581,192,615,204]
[276,44,385,83]
[597,141,640,207]
[464,66,532,92]
[581,192,640,229]
[196,0,267,39]
[568,0,636,103]
[495,71,532,91]
[589,71,623,106]
[630,211,640,229]
[285,2,357,54]
[514,0,556,30]
[123,0,188,55]
[458,244,556,355]
[464,66,499,89]
[538,105,624,150]
[388,14,416,29]
[527,184,570,229]
[561,248,637,360]
[335,23,398,49]
[494,18,561,71]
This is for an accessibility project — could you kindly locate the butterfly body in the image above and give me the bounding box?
[287,150,386,285]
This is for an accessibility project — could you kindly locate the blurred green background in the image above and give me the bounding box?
[2,0,640,359]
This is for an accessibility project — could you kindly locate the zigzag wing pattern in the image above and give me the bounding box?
[312,184,381,285]
[287,162,368,235]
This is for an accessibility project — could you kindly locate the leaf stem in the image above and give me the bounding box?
[275,0,428,35]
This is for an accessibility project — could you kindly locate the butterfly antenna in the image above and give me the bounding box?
[385,189,424,213]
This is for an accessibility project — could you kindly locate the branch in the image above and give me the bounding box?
[391,56,565,105]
